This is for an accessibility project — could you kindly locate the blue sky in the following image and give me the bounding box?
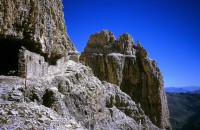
[63,0,200,87]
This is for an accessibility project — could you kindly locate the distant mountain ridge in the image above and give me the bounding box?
[191,89,200,94]
[167,92,200,130]
[166,86,200,130]
[165,86,200,93]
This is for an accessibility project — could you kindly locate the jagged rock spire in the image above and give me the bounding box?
[81,30,171,130]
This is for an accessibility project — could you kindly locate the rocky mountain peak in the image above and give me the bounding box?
[0,1,171,130]
[137,40,142,47]
[85,30,136,55]
[118,33,134,45]
[88,30,115,46]
[81,30,171,130]
[117,33,134,55]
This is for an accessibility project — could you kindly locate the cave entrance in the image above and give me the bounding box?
[42,90,54,108]
[0,39,21,76]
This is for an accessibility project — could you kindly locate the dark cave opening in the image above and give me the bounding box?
[0,39,21,76]
[42,90,54,108]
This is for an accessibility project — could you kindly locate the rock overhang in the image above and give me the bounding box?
[0,0,76,63]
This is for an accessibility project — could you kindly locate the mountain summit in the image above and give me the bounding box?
[81,30,171,129]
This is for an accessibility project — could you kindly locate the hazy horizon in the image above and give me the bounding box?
[63,0,200,87]
[165,85,200,88]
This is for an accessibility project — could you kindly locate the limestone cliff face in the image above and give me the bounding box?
[0,61,159,130]
[80,30,171,130]
[0,0,168,129]
[0,0,75,62]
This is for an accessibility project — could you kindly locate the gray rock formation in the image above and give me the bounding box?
[0,0,75,62]
[0,61,159,130]
[0,0,169,129]
[80,30,171,130]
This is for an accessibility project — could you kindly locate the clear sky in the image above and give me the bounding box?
[63,0,200,87]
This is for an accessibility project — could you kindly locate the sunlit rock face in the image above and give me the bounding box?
[0,0,75,62]
[0,0,168,129]
[0,61,160,130]
[80,30,171,130]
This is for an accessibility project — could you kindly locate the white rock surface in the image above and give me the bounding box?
[0,61,159,130]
